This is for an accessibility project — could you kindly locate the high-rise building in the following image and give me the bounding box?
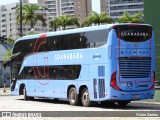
[101,0,107,12]
[74,0,92,23]
[40,0,74,20]
[40,0,75,29]
[85,0,144,22]
[0,0,145,38]
[60,0,74,16]
[42,0,57,21]
[107,0,144,21]
[0,1,50,39]
[0,3,19,38]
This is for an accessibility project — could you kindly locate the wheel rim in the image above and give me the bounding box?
[23,87,27,100]
[83,91,89,104]
[23,88,25,97]
[70,91,76,103]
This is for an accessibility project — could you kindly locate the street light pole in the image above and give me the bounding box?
[19,0,23,37]
[41,8,56,31]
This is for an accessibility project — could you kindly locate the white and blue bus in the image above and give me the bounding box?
[9,24,155,107]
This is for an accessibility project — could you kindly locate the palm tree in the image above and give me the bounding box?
[49,19,58,31]
[50,15,79,30]
[16,4,46,29]
[117,12,144,23]
[84,11,114,26]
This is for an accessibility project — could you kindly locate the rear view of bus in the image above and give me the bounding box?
[109,24,155,105]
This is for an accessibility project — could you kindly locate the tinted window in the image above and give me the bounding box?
[83,30,108,47]
[19,65,81,80]
[13,40,32,54]
[56,35,70,50]
[70,33,88,49]
[114,25,152,42]
[13,29,108,54]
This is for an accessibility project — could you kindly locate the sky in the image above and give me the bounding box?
[0,0,37,5]
[92,0,100,13]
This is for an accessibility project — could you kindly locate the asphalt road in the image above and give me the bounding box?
[0,88,160,119]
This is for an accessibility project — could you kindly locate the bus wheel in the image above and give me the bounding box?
[23,87,34,101]
[23,87,29,101]
[69,88,80,106]
[81,88,92,107]
[117,101,130,107]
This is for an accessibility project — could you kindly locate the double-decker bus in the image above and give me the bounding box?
[8,24,155,107]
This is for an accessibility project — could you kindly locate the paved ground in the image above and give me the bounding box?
[0,87,160,120]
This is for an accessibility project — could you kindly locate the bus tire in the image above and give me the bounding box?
[23,87,29,101]
[117,101,130,107]
[81,88,92,107]
[69,87,80,106]
[23,87,34,101]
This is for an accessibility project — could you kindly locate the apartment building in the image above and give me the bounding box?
[0,0,144,38]
[107,0,144,21]
[41,0,74,20]
[40,0,107,25]
[0,0,49,39]
[73,0,92,23]
[60,0,74,16]
[40,0,75,30]
[0,3,20,39]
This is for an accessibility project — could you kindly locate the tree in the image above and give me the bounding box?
[117,12,144,23]
[3,36,16,60]
[50,15,79,30]
[84,11,114,26]
[6,35,16,45]
[49,19,58,31]
[16,4,46,29]
[3,49,12,60]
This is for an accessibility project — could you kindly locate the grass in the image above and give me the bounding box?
[142,89,160,102]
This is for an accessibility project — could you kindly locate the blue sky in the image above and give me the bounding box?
[0,0,37,5]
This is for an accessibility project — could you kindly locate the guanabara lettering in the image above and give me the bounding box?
[121,32,149,37]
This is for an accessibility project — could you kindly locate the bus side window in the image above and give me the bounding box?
[53,40,57,50]
[80,34,88,48]
[51,67,58,79]
[70,33,81,49]
[46,36,57,51]
[28,68,33,79]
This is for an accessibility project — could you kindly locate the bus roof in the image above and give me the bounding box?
[15,23,151,43]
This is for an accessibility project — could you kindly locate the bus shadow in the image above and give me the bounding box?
[17,98,69,105]
[96,102,160,110]
[17,98,160,110]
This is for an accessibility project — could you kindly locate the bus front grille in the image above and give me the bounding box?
[119,57,151,78]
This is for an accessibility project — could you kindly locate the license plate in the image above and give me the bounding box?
[132,94,140,98]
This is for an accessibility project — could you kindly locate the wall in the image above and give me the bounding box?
[144,0,160,81]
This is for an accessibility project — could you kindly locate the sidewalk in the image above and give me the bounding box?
[0,87,11,96]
